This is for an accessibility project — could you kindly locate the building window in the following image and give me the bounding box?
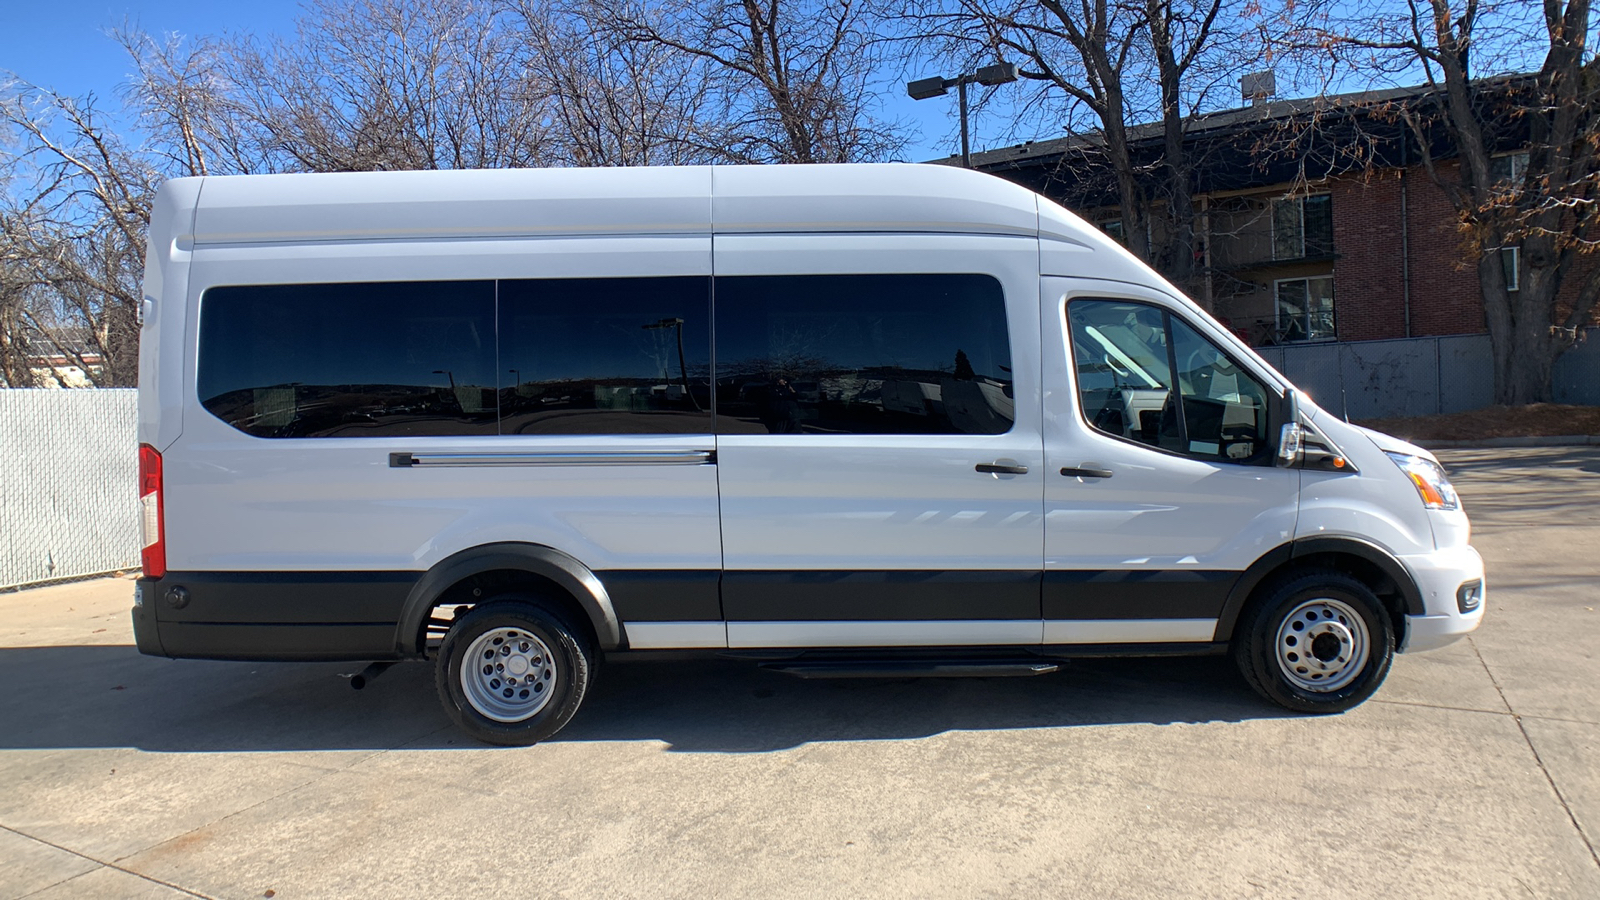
[1272,194,1333,260]
[1099,219,1125,244]
[1275,276,1336,342]
[1501,247,1520,292]
[1491,152,1530,184]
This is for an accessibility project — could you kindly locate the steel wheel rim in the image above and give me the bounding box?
[460,627,558,722]
[1274,597,1369,693]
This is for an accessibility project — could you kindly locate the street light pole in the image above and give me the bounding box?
[906,63,1019,168]
[958,78,969,167]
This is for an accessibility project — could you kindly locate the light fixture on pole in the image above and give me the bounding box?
[642,316,701,411]
[906,63,1020,168]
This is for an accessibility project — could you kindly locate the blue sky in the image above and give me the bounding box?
[1,2,298,101]
[0,0,963,163]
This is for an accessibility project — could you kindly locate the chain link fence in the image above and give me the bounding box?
[0,389,139,590]
[1256,327,1600,420]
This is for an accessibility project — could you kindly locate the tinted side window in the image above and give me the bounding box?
[199,281,497,437]
[1068,299,1270,465]
[714,274,1013,435]
[498,277,712,435]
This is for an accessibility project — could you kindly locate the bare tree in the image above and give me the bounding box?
[898,0,1259,290]
[1286,0,1600,403]
[512,0,726,166]
[1,32,267,391]
[124,0,903,171]
[0,260,37,388]
[0,85,154,387]
[125,0,762,173]
[0,137,33,387]
[591,0,906,163]
[121,0,556,175]
[257,0,551,170]
[116,28,267,176]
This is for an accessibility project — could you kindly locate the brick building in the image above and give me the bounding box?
[957,82,1592,347]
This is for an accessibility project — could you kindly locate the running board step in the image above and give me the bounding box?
[761,660,1061,679]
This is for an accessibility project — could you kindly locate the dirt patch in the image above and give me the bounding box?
[1355,403,1600,441]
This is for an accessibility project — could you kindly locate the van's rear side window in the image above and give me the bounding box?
[198,281,498,438]
[197,277,715,438]
[713,274,1014,435]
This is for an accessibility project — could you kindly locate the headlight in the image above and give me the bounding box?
[1385,451,1460,510]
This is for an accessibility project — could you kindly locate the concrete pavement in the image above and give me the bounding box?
[1,446,1597,898]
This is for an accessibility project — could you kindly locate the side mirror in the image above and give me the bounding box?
[1275,388,1303,468]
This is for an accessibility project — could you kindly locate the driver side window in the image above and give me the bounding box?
[1067,299,1271,465]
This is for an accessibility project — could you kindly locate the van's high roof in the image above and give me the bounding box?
[166,164,1102,247]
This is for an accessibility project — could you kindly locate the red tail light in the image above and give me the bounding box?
[138,444,165,579]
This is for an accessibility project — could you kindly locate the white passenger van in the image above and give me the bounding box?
[134,164,1485,744]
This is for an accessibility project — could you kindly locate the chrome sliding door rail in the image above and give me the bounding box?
[389,450,714,468]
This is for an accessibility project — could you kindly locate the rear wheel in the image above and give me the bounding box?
[436,599,593,745]
[1234,569,1394,713]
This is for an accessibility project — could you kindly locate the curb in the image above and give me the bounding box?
[1418,434,1600,449]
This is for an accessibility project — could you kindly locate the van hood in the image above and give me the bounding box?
[1349,423,1438,462]
[1302,406,1438,462]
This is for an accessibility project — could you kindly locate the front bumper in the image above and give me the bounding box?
[1397,544,1486,653]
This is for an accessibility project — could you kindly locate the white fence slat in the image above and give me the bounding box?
[0,389,139,589]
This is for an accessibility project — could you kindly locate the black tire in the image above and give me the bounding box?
[435,598,593,746]
[1233,568,1394,714]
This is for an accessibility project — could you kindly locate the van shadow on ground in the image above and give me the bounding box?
[0,645,1299,754]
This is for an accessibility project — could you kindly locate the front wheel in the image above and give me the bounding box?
[435,600,593,745]
[1233,569,1394,713]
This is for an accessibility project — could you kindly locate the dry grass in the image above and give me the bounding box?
[1355,403,1600,442]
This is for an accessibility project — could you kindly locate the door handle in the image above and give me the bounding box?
[1060,464,1114,479]
[975,462,1029,475]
